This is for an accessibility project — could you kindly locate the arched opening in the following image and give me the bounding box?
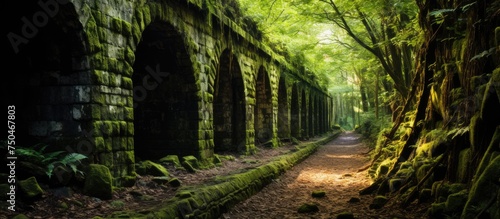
[3,2,89,181]
[308,94,314,137]
[132,22,198,160]
[3,2,88,150]
[214,49,246,152]
[278,76,289,139]
[291,84,300,138]
[254,66,273,145]
[301,90,308,140]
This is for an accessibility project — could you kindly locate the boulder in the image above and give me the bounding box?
[83,164,113,200]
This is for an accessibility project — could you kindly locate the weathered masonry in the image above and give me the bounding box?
[4,0,333,186]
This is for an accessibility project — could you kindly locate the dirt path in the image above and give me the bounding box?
[220,131,427,219]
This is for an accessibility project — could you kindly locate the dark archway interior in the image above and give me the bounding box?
[254,66,273,145]
[214,49,246,152]
[290,84,300,138]
[2,1,87,149]
[132,21,198,161]
[278,76,289,139]
[301,90,307,140]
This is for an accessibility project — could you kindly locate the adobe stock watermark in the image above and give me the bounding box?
[133,64,170,108]
[7,0,69,54]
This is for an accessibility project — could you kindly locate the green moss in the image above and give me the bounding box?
[445,190,468,212]
[83,164,113,200]
[297,203,319,213]
[159,155,182,168]
[19,177,44,199]
[312,190,326,198]
[182,155,201,172]
[462,155,500,218]
[11,214,30,219]
[136,160,169,177]
[457,148,471,182]
[111,18,122,33]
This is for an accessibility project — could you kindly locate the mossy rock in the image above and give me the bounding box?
[213,154,223,166]
[297,203,319,213]
[168,178,182,187]
[445,190,468,212]
[182,156,200,173]
[19,176,44,200]
[428,202,446,217]
[462,155,500,218]
[152,176,171,184]
[136,160,169,177]
[348,197,360,203]
[159,155,182,168]
[416,163,433,189]
[83,164,113,200]
[11,214,30,219]
[419,188,432,203]
[312,190,326,198]
[336,211,355,219]
[369,195,388,209]
[457,148,471,182]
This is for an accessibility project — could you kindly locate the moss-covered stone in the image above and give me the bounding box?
[462,155,500,218]
[182,155,200,173]
[83,164,113,200]
[19,176,44,200]
[159,155,182,168]
[312,190,326,198]
[369,195,388,209]
[445,190,468,212]
[135,160,169,177]
[168,178,182,187]
[336,212,355,219]
[11,214,30,219]
[297,203,319,213]
[428,202,446,218]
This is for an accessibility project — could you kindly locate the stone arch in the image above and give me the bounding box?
[132,21,198,160]
[4,1,90,152]
[254,66,273,145]
[214,49,246,152]
[291,83,300,138]
[278,76,290,139]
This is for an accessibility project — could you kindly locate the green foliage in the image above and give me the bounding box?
[356,111,392,148]
[12,143,88,179]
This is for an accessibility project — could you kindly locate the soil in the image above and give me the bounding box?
[2,132,430,219]
[220,131,431,219]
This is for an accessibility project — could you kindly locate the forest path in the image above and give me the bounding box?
[220,131,426,219]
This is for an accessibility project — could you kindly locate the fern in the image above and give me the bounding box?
[46,153,88,179]
[13,143,88,180]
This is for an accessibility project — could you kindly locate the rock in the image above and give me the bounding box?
[182,156,200,173]
[311,190,326,198]
[348,197,360,203]
[369,195,388,209]
[168,178,182,187]
[152,176,170,184]
[419,188,432,203]
[297,203,319,213]
[159,155,182,168]
[83,164,113,200]
[213,154,223,166]
[445,190,468,212]
[11,214,30,219]
[136,160,170,177]
[19,176,44,200]
[337,211,355,219]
